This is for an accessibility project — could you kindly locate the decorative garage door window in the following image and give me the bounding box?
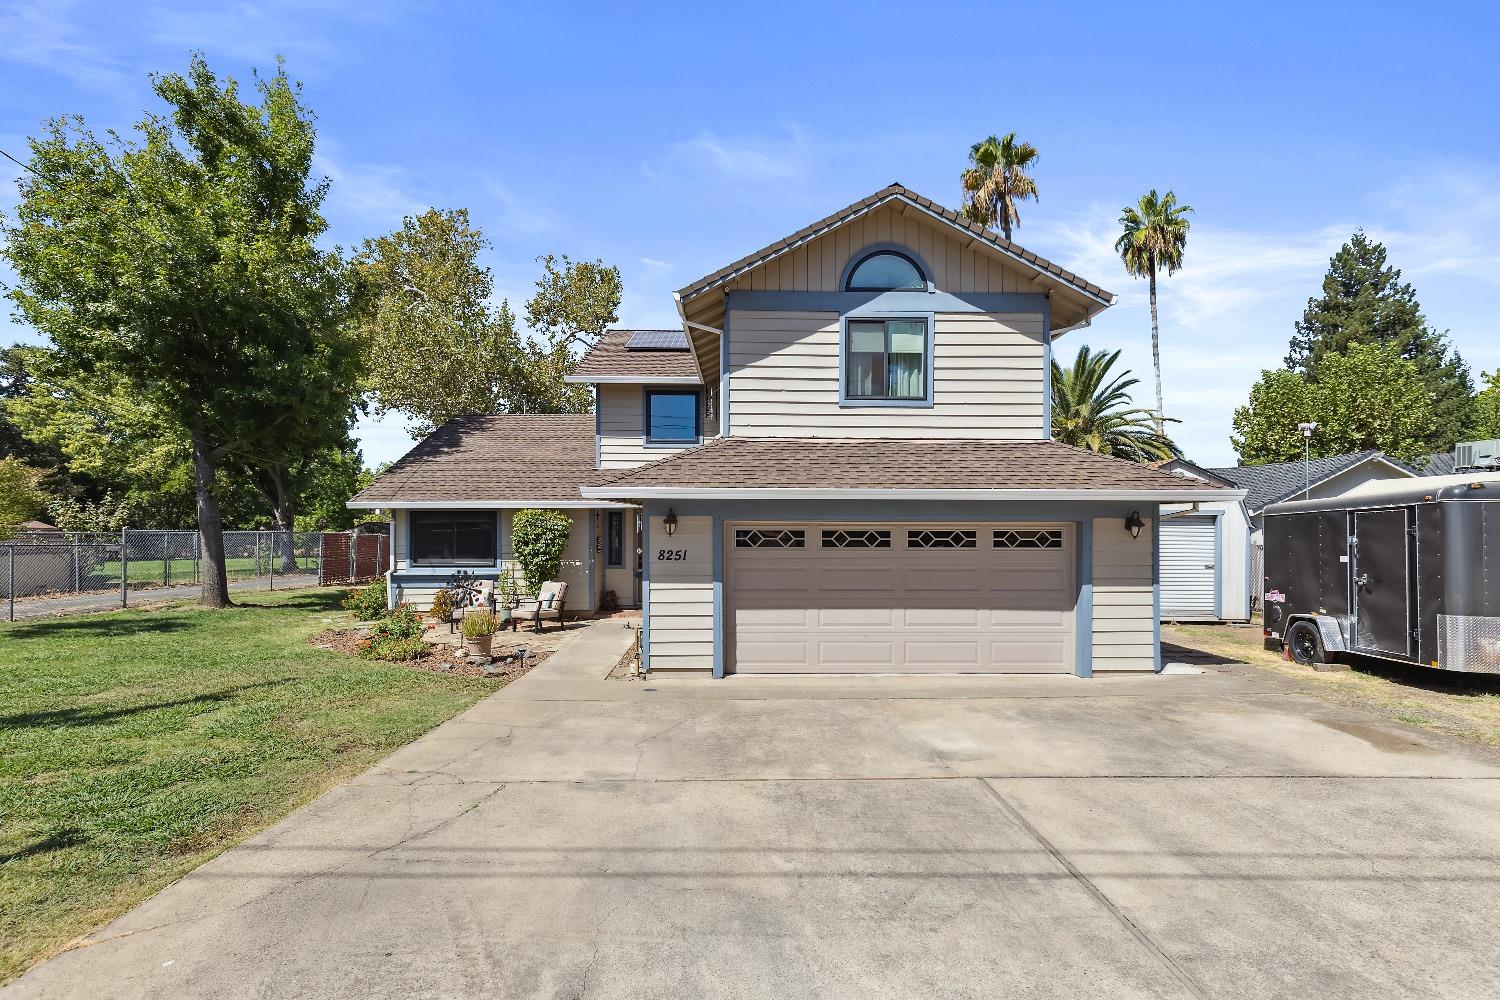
[906,528,978,549]
[821,528,892,549]
[735,528,806,548]
[993,528,1064,549]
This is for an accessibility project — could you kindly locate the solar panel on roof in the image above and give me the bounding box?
[624,330,689,351]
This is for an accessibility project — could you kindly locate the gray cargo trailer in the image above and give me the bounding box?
[1262,474,1500,672]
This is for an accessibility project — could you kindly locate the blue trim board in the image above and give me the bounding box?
[640,510,651,671]
[837,311,937,408]
[711,514,725,678]
[1041,299,1053,439]
[587,510,596,610]
[720,309,731,437]
[1074,518,1093,677]
[726,289,1050,314]
[1153,505,1163,672]
[594,385,602,468]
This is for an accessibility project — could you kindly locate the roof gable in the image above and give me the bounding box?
[567,329,702,384]
[674,183,1115,330]
[1208,450,1415,512]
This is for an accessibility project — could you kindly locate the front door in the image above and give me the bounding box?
[1351,507,1411,657]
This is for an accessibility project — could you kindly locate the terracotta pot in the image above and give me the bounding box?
[463,634,493,657]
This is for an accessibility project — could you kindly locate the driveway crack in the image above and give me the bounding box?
[977,779,1213,1000]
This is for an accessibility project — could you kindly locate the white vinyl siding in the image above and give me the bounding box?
[727,311,1045,438]
[645,514,713,672]
[1091,516,1156,671]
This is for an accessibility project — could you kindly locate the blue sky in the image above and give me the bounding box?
[3,0,1497,468]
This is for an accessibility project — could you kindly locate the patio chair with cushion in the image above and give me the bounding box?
[510,581,568,632]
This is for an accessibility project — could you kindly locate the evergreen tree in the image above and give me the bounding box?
[1286,231,1474,449]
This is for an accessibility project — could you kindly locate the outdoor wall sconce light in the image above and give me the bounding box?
[663,508,678,537]
[1125,511,1145,539]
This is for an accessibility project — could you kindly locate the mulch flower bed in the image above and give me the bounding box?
[309,627,550,680]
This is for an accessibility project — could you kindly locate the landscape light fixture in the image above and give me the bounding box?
[1298,422,1319,497]
[1125,510,1145,539]
[663,508,678,537]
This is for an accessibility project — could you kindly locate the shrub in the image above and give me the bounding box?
[460,609,496,639]
[370,603,423,642]
[358,636,426,661]
[511,509,571,595]
[342,581,388,620]
[428,588,455,622]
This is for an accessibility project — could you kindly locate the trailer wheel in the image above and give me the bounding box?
[1287,621,1331,666]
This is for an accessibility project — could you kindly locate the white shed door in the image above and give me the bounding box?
[1160,515,1218,619]
[727,523,1073,674]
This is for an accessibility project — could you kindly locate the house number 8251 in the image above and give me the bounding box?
[656,549,688,562]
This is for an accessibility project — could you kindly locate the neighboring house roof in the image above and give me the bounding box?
[1207,450,1414,513]
[15,520,59,532]
[1148,458,1237,488]
[566,329,702,384]
[674,182,1116,312]
[348,414,607,508]
[1412,451,1457,477]
[584,438,1239,500]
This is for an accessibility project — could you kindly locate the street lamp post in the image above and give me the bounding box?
[1297,422,1318,498]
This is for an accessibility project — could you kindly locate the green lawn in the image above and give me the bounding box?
[0,589,499,983]
[93,556,318,587]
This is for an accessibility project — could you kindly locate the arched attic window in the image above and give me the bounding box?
[844,250,926,291]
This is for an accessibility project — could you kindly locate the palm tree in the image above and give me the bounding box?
[1051,345,1180,463]
[1115,189,1192,434]
[960,133,1038,242]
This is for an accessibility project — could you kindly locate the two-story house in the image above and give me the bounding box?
[350,183,1242,677]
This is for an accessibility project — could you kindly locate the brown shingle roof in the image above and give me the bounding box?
[587,437,1219,494]
[349,414,599,506]
[676,182,1116,305]
[568,329,702,383]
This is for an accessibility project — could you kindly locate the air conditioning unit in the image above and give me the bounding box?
[1455,439,1500,472]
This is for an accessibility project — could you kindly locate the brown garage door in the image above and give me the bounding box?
[727,522,1074,674]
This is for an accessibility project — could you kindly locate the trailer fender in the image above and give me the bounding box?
[1285,614,1348,653]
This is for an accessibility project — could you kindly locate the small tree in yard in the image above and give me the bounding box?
[510,509,571,595]
[1,56,353,606]
[0,457,47,539]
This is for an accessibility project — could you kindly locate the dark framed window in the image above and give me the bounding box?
[410,512,496,564]
[644,389,700,443]
[606,510,625,567]
[844,319,929,402]
[845,251,925,290]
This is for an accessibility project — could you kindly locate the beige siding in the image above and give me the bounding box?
[598,384,710,469]
[389,508,596,613]
[645,514,713,673]
[726,310,1045,438]
[1092,516,1156,671]
[720,202,1039,295]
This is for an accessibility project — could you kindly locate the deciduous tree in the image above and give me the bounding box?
[1232,343,1438,464]
[1,56,353,605]
[0,457,46,539]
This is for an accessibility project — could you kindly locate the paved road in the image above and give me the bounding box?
[5,574,321,620]
[9,622,1500,999]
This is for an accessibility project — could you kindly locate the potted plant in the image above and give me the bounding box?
[496,570,519,629]
[460,609,497,657]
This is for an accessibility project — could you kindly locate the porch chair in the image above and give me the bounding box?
[510,581,568,632]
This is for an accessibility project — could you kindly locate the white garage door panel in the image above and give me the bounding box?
[729,523,1074,674]
[1160,516,1218,618]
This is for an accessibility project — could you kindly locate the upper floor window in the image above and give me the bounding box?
[844,318,929,403]
[411,511,495,564]
[645,388,700,443]
[845,250,925,291]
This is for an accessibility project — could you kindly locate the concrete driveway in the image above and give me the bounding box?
[9,622,1500,999]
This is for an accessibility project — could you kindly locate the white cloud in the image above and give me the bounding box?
[1032,165,1500,466]
[0,1,133,94]
[666,127,810,182]
[476,174,556,237]
[314,149,427,229]
[639,257,673,273]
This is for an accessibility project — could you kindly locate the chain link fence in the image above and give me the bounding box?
[2,528,389,620]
